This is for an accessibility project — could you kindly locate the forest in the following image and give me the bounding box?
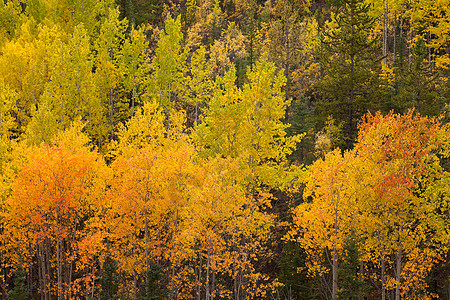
[0,0,449,299]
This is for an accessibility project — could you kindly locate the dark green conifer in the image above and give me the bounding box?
[315,0,382,149]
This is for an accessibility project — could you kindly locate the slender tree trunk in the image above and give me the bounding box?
[427,30,431,67]
[393,12,396,63]
[206,240,210,300]
[45,243,51,300]
[195,101,198,125]
[395,225,403,300]
[348,54,355,150]
[375,228,386,300]
[332,188,341,299]
[77,83,82,117]
[381,251,386,300]
[399,13,404,69]
[211,268,215,300]
[91,264,95,299]
[408,28,412,64]
[197,255,202,300]
[284,21,291,123]
[383,0,388,64]
[132,78,136,116]
[109,89,114,140]
[170,210,179,300]
[57,209,62,300]
[332,247,338,299]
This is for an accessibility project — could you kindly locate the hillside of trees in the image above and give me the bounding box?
[0,0,449,299]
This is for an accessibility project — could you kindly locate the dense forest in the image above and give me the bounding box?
[0,0,449,299]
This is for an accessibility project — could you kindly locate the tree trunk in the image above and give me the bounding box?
[284,20,291,123]
[332,247,338,299]
[395,226,403,300]
[348,54,355,150]
[393,12,396,63]
[109,88,114,140]
[170,210,179,300]
[132,78,136,116]
[332,188,341,299]
[197,255,202,300]
[383,0,388,64]
[57,209,62,300]
[206,240,210,300]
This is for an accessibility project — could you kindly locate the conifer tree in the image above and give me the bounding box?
[7,260,29,300]
[316,0,382,149]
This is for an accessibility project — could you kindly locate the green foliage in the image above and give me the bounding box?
[137,262,168,300]
[286,97,316,164]
[315,0,382,149]
[146,14,186,113]
[391,38,445,116]
[100,257,120,300]
[278,241,319,300]
[338,230,367,300]
[194,55,303,190]
[7,261,29,300]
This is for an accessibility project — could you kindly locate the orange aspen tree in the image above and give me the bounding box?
[355,110,449,299]
[2,122,110,300]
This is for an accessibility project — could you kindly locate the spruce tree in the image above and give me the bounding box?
[338,230,367,299]
[7,262,29,300]
[315,0,382,149]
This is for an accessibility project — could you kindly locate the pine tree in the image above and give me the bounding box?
[338,229,366,300]
[315,0,382,149]
[100,257,119,300]
[7,260,29,300]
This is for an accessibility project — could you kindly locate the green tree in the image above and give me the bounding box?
[94,8,128,142]
[120,26,149,116]
[392,38,444,116]
[338,229,367,300]
[194,55,302,190]
[315,0,382,149]
[7,260,29,300]
[145,14,186,114]
[136,262,168,300]
[100,257,119,300]
[181,46,212,125]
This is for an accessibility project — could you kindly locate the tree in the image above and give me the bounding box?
[290,149,361,299]
[180,46,212,125]
[120,26,149,116]
[315,0,382,149]
[194,55,302,190]
[26,24,103,145]
[145,14,186,114]
[7,259,29,300]
[107,101,192,299]
[355,110,449,300]
[94,8,128,142]
[290,110,450,299]
[3,122,110,300]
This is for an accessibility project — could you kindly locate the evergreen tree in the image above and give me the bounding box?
[338,230,367,300]
[137,262,168,300]
[315,0,382,149]
[7,261,29,300]
[392,38,445,116]
[100,257,119,300]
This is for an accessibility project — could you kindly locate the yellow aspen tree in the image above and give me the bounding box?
[194,55,302,190]
[94,8,128,142]
[290,149,361,300]
[145,14,187,114]
[119,26,149,117]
